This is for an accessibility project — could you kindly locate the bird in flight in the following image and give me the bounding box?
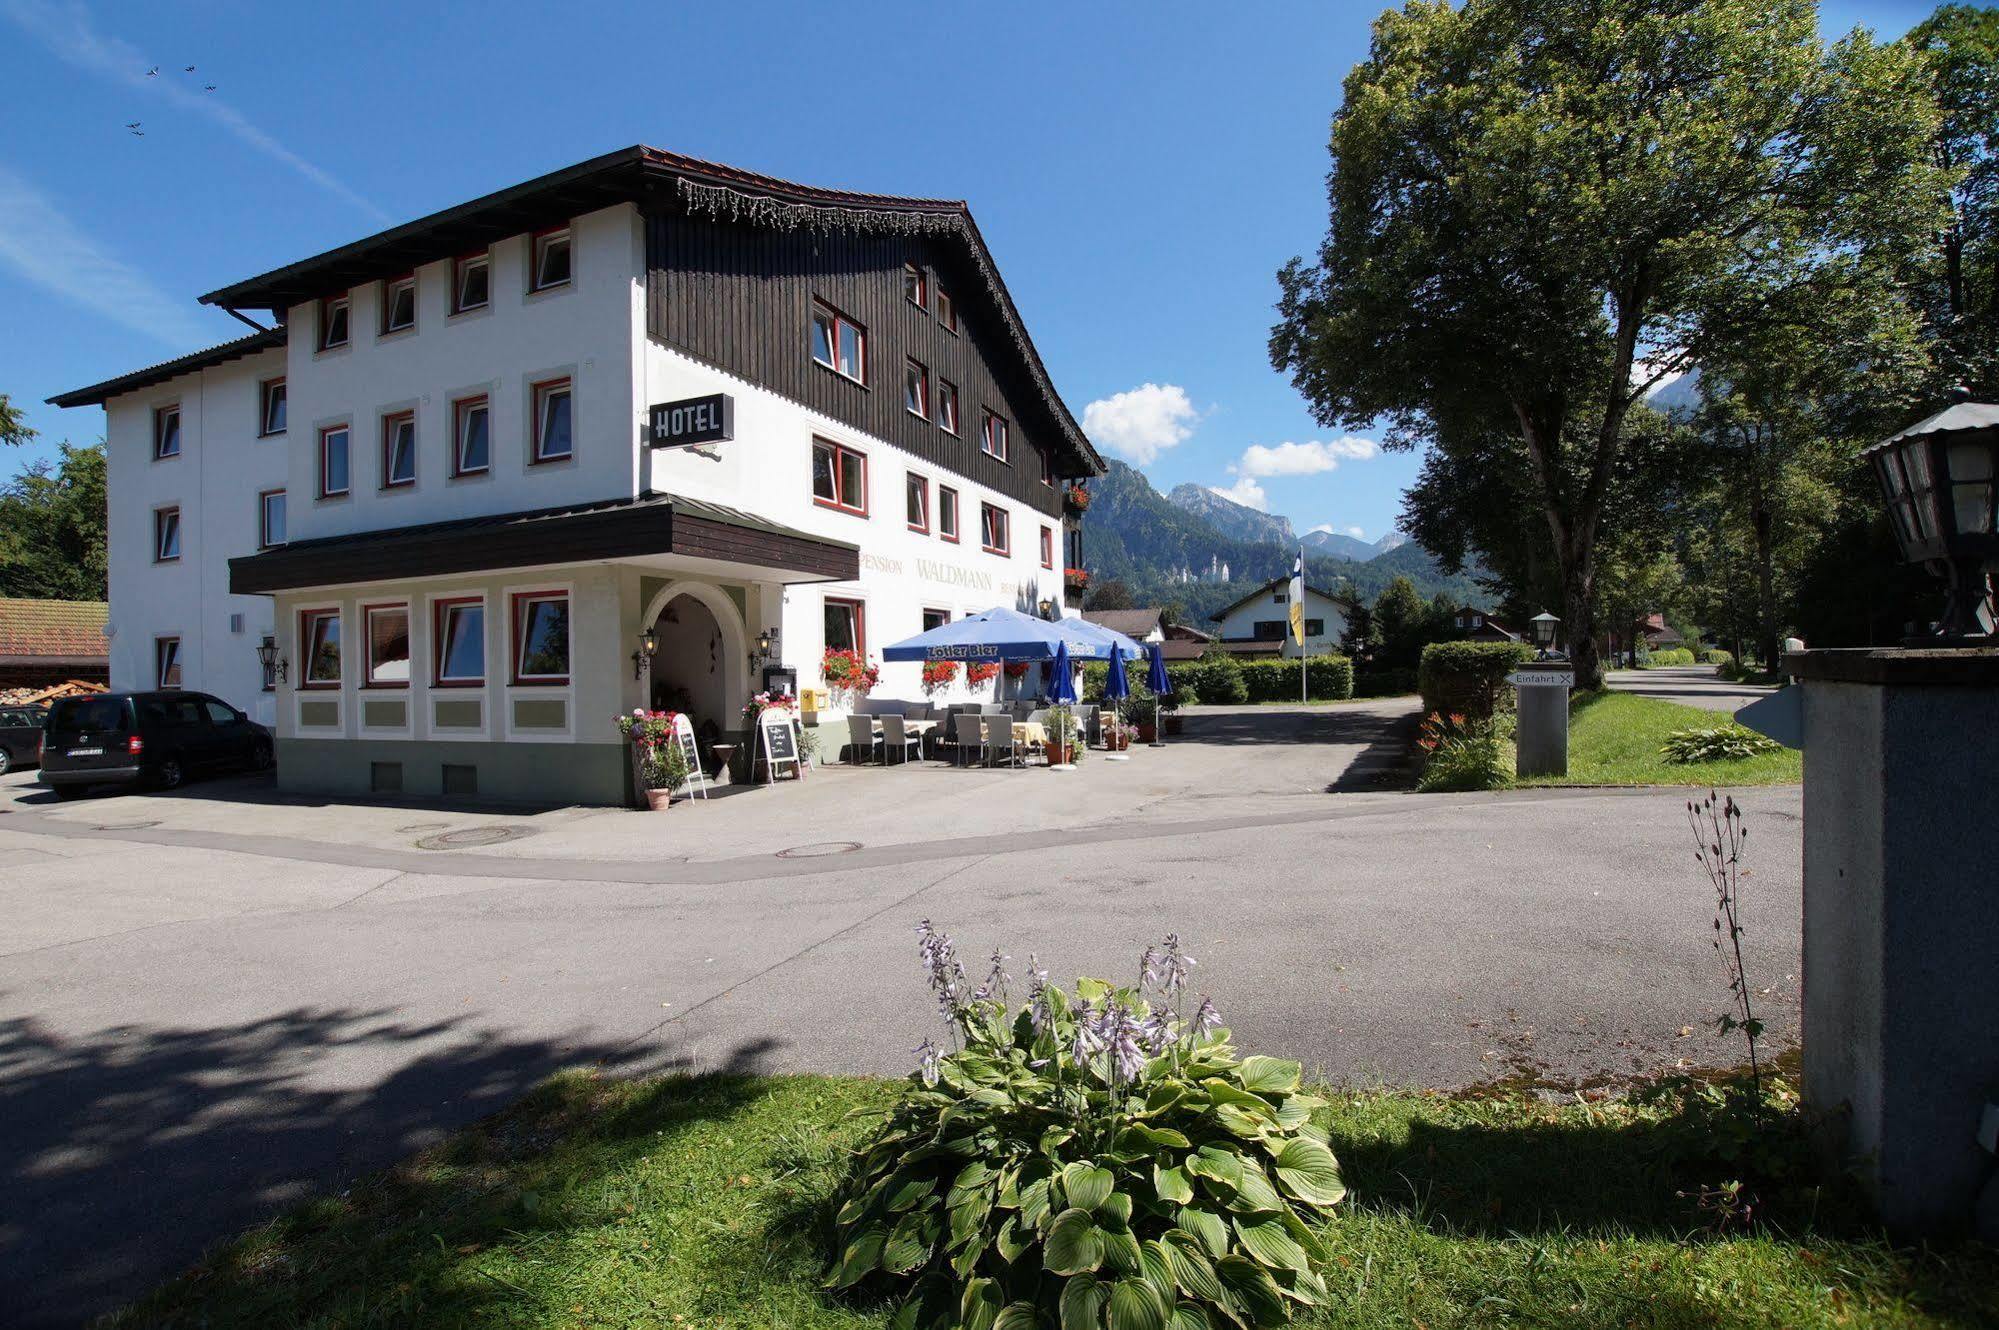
[145,66,158,76]
[125,121,141,129]
[128,128,144,137]
[204,83,216,92]
[183,65,195,72]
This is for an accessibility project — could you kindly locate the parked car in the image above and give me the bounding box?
[0,704,49,775]
[40,691,273,799]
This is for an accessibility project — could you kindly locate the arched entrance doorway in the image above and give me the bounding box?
[641,581,750,743]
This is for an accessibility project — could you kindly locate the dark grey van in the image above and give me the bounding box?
[40,691,272,799]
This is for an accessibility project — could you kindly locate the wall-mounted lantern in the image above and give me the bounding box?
[1864,394,1999,643]
[255,634,287,684]
[633,626,659,680]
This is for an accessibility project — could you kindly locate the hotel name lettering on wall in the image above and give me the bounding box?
[856,552,997,593]
[648,393,734,449]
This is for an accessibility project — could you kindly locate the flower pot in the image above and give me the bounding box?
[1163,714,1184,736]
[1105,731,1130,753]
[1136,723,1158,744]
[644,788,673,811]
[1044,741,1075,766]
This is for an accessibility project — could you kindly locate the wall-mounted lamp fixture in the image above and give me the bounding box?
[255,634,287,684]
[1037,598,1056,619]
[633,627,660,679]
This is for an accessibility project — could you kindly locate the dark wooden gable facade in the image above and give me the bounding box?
[643,213,1076,520]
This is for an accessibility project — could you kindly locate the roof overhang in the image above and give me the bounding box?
[229,492,857,595]
[48,327,286,409]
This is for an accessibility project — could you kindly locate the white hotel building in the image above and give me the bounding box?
[52,146,1101,803]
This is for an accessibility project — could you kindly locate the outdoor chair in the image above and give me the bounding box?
[953,712,986,767]
[845,714,881,766]
[982,715,1021,768]
[880,714,922,767]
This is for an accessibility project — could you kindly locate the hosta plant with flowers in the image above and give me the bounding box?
[828,925,1345,1329]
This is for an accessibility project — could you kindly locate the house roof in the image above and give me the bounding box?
[1080,608,1163,638]
[1208,576,1342,622]
[0,598,110,663]
[47,326,286,409]
[194,144,1099,475]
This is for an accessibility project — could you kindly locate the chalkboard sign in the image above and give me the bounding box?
[673,713,708,800]
[759,711,801,783]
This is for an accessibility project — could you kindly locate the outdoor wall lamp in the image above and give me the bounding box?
[1037,598,1056,619]
[1530,611,1561,659]
[255,634,287,684]
[633,627,659,680]
[1865,393,1999,643]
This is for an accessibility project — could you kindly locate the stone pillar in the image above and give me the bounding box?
[1511,662,1573,778]
[1789,648,1999,1234]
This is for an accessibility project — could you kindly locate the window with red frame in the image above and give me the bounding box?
[906,473,930,533]
[532,378,572,463]
[981,503,1010,556]
[981,409,1009,462]
[812,437,868,515]
[937,378,960,434]
[512,591,570,684]
[1040,448,1055,487]
[379,273,416,335]
[364,604,411,686]
[433,597,486,686]
[810,302,866,383]
[381,411,416,487]
[905,359,929,418]
[904,263,927,308]
[300,609,341,687]
[937,284,957,332]
[824,597,865,656]
[452,251,490,313]
[1040,525,1054,569]
[939,486,960,542]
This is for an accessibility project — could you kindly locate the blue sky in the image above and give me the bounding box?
[0,0,1934,543]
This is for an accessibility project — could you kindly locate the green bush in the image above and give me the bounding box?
[1700,648,1734,669]
[829,927,1345,1328]
[1237,656,1354,703]
[1418,641,1534,719]
[1643,648,1697,668]
[1192,651,1250,705]
[1352,668,1418,698]
[1660,724,1781,763]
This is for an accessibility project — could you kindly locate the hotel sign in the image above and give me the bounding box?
[648,393,734,449]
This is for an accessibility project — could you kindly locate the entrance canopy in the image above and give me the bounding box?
[884,607,1143,662]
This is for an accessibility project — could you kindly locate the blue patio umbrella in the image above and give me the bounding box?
[1053,616,1146,660]
[1101,642,1131,759]
[1146,642,1172,748]
[883,606,1128,662]
[1050,641,1078,704]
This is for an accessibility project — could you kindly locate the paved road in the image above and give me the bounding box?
[0,705,1801,1325]
[1606,664,1778,714]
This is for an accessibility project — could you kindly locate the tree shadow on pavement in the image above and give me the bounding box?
[0,1007,767,1328]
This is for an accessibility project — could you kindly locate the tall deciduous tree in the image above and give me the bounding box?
[0,393,35,449]
[0,442,108,600]
[1272,0,1944,687]
[1908,3,1999,395]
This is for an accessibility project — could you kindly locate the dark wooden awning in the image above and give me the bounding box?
[229,492,857,594]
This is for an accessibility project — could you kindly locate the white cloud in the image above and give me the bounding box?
[1306,523,1333,535]
[1236,436,1379,478]
[4,0,388,222]
[0,166,222,346]
[1082,383,1198,464]
[1210,477,1267,511]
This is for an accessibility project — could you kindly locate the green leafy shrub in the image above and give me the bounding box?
[829,928,1345,1328]
[1191,651,1250,705]
[1237,656,1354,702]
[1696,647,1733,668]
[1660,725,1781,763]
[1643,648,1697,667]
[1414,711,1511,792]
[1351,667,1418,698]
[1417,641,1533,719]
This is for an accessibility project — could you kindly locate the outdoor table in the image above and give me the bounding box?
[1012,722,1048,747]
[870,717,939,760]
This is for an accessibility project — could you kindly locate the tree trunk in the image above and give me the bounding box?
[1562,555,1603,691]
[1752,501,1779,673]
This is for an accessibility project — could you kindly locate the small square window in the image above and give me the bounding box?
[320,425,351,498]
[452,252,490,313]
[260,379,287,436]
[937,379,959,435]
[905,359,929,418]
[453,396,490,476]
[904,263,927,308]
[300,609,341,687]
[939,486,959,542]
[319,294,350,350]
[531,227,572,292]
[153,506,181,562]
[380,274,416,335]
[259,489,286,548]
[512,591,571,684]
[381,411,416,488]
[532,379,572,463]
[154,636,182,689]
[153,404,180,459]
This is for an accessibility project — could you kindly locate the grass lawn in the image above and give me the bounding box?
[106,1071,1998,1329]
[1516,691,1802,788]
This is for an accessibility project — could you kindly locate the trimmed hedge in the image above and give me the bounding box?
[1353,667,1419,698]
[1643,648,1697,667]
[1081,653,1355,704]
[1419,640,1535,719]
[1238,655,1355,702]
[1700,648,1735,669]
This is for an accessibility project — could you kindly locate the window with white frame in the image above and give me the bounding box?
[532,378,572,463]
[922,607,951,632]
[300,609,341,687]
[259,489,286,548]
[381,411,416,487]
[905,359,929,418]
[531,226,571,291]
[453,395,490,475]
[981,502,1010,555]
[154,636,182,689]
[153,404,180,459]
[981,409,1009,462]
[937,283,956,332]
[452,251,490,313]
[937,378,960,435]
[512,591,570,684]
[939,486,959,542]
[320,424,351,497]
[810,302,866,383]
[319,294,350,350]
[364,604,411,686]
[434,597,486,686]
[379,273,416,334]
[260,378,287,436]
[153,506,181,562]
[906,472,930,533]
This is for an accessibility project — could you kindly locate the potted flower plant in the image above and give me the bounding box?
[966,661,1000,687]
[1158,684,1184,735]
[1044,704,1081,766]
[616,708,687,810]
[1101,711,1132,752]
[822,647,880,706]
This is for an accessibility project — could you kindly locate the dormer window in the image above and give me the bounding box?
[531,226,572,292]
[452,251,490,314]
[319,294,350,350]
[380,274,416,334]
[904,263,927,309]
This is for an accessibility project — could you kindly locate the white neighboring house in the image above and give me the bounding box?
[51,145,1103,803]
[1209,577,1348,659]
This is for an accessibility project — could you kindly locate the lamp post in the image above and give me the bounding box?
[1530,611,1561,659]
[1863,395,1999,643]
